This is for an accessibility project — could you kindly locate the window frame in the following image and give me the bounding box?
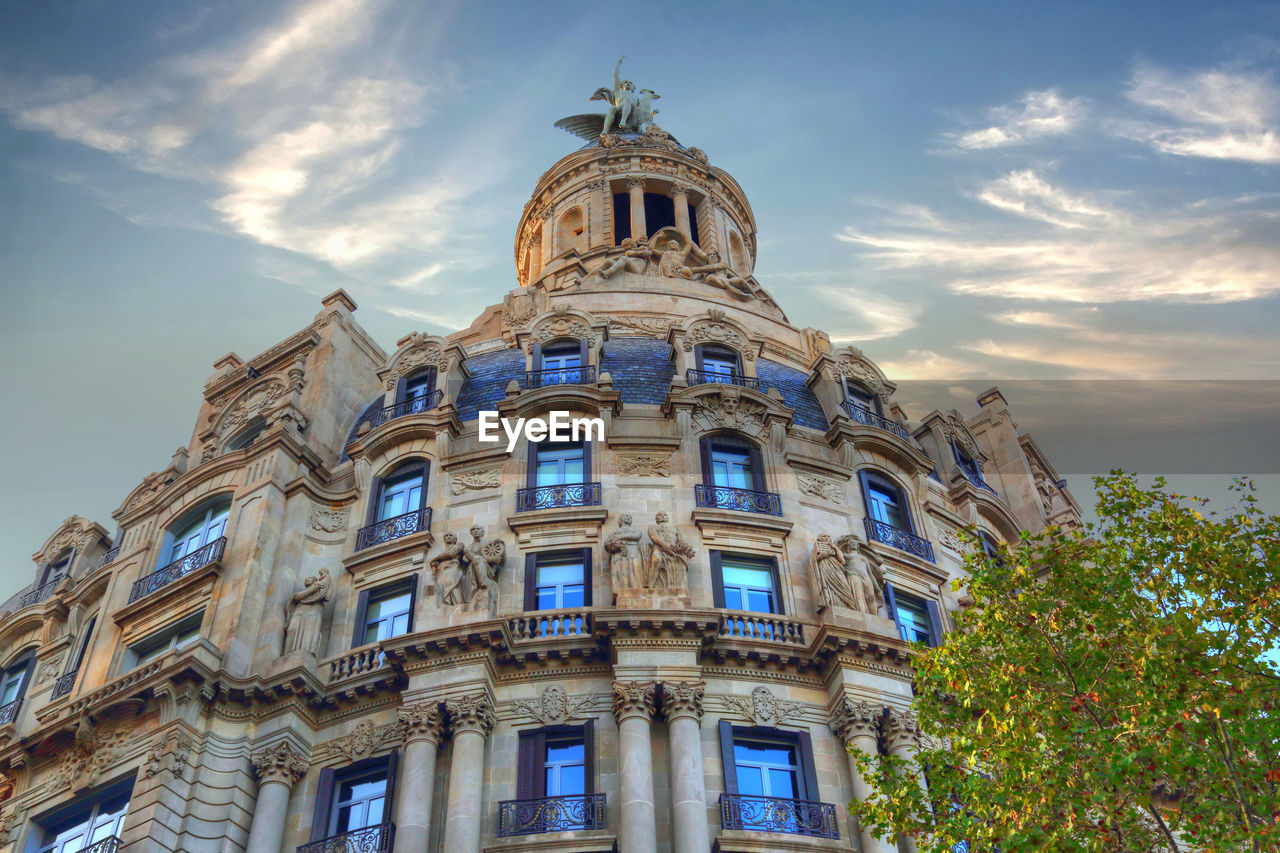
[699,434,765,493]
[350,577,418,648]
[841,379,883,417]
[709,551,783,615]
[0,648,36,708]
[126,610,204,670]
[309,751,400,842]
[516,721,596,801]
[68,615,97,675]
[523,548,593,612]
[883,585,944,647]
[718,721,820,803]
[226,417,269,451]
[526,439,591,490]
[33,776,133,853]
[857,470,914,534]
[694,344,743,379]
[952,439,985,484]
[365,459,429,528]
[161,500,231,568]
[39,551,74,588]
[530,338,590,378]
[395,368,438,410]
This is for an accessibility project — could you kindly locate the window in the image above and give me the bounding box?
[520,440,598,511]
[310,754,398,843]
[696,344,742,383]
[358,461,431,550]
[352,579,417,647]
[534,340,588,385]
[396,369,438,415]
[523,550,591,612]
[533,441,586,487]
[0,650,34,719]
[884,587,943,647]
[128,611,203,669]
[701,436,761,491]
[376,464,426,522]
[515,723,596,827]
[841,379,880,416]
[979,531,1003,565]
[719,722,823,833]
[711,553,781,614]
[860,472,911,532]
[164,502,229,567]
[226,417,268,451]
[35,782,130,853]
[40,552,73,588]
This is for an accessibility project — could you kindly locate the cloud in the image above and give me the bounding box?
[952,89,1085,150]
[813,284,922,341]
[976,170,1117,228]
[877,350,988,381]
[1120,64,1280,163]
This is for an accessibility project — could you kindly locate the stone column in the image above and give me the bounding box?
[612,680,657,853]
[442,694,495,853]
[247,741,308,853]
[626,178,647,241]
[539,207,556,264]
[883,708,926,853]
[660,681,709,853]
[831,699,896,853]
[526,236,542,284]
[395,702,447,853]
[670,183,692,241]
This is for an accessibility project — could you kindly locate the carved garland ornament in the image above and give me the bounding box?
[327,720,404,763]
[512,686,597,725]
[942,410,982,460]
[308,506,349,533]
[831,356,890,404]
[600,314,675,337]
[218,379,289,435]
[526,318,596,353]
[797,472,843,503]
[723,686,805,728]
[52,717,129,793]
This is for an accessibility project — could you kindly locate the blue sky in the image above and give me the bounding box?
[1,1,1278,596]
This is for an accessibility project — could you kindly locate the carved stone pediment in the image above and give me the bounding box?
[941,409,985,462]
[824,346,894,405]
[384,332,451,390]
[675,309,756,360]
[521,307,605,354]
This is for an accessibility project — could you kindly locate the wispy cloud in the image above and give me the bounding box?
[951,89,1085,150]
[814,284,922,341]
[975,169,1117,228]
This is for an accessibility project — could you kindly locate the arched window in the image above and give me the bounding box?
[728,231,748,273]
[226,417,268,451]
[611,192,699,245]
[690,344,748,388]
[357,459,431,550]
[394,368,439,416]
[530,338,590,387]
[696,434,781,515]
[841,379,882,418]
[0,648,35,724]
[161,500,230,569]
[859,471,912,532]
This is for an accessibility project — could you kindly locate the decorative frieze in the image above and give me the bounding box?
[796,472,843,503]
[450,467,502,495]
[615,452,672,477]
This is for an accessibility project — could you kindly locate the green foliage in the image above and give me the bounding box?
[848,473,1280,852]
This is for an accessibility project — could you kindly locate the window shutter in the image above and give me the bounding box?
[581,437,592,482]
[525,437,540,490]
[768,556,785,616]
[746,441,766,492]
[523,553,539,612]
[71,617,96,673]
[710,551,725,608]
[366,477,384,527]
[883,583,904,642]
[415,461,429,512]
[578,337,589,369]
[11,649,36,700]
[925,599,944,648]
[796,729,821,802]
[581,547,593,607]
[516,731,538,800]
[582,719,596,794]
[351,589,372,648]
[383,748,400,823]
[699,437,714,486]
[394,375,408,405]
[693,343,705,373]
[856,471,873,520]
[405,575,420,634]
[718,720,739,794]
[310,767,337,841]
[531,342,543,372]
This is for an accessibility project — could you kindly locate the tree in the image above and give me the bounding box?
[849,473,1280,852]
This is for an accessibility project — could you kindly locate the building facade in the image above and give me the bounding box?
[0,76,1081,853]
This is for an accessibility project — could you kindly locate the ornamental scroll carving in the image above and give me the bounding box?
[142,731,192,781]
[326,719,404,763]
[659,681,705,722]
[386,333,449,390]
[611,680,656,722]
[601,314,674,337]
[723,686,805,727]
[691,388,771,439]
[52,715,129,793]
[941,410,983,461]
[511,686,597,725]
[615,452,671,477]
[217,379,289,436]
[526,311,598,353]
[451,468,501,495]
[445,694,496,736]
[682,317,754,361]
[308,506,349,533]
[399,702,445,744]
[830,351,891,404]
[797,472,843,503]
[829,697,881,744]
[40,516,94,563]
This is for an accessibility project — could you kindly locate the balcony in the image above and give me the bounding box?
[958,463,997,495]
[369,390,444,429]
[128,537,226,604]
[297,823,394,853]
[498,793,606,837]
[18,580,59,609]
[515,482,602,513]
[841,399,909,440]
[98,545,121,568]
[719,793,839,839]
[686,369,763,392]
[0,699,20,726]
[694,484,782,517]
[509,609,591,640]
[51,670,77,699]
[355,508,432,551]
[80,838,121,853]
[719,613,805,645]
[864,518,936,564]
[524,365,597,389]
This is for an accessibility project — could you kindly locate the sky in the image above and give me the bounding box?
[1,0,1278,599]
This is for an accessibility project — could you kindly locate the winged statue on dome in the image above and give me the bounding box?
[555,56,663,140]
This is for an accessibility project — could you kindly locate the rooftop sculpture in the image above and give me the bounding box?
[555,56,662,140]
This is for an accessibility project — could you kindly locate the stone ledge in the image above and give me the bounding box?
[713,829,850,853]
[111,560,222,628]
[691,508,794,548]
[507,506,609,548]
[484,829,617,852]
[343,529,436,576]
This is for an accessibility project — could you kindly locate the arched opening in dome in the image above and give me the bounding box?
[611,192,699,246]
[556,207,587,255]
[728,231,749,273]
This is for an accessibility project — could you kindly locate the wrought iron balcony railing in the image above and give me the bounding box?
[79,837,121,853]
[686,369,763,391]
[0,699,20,726]
[98,545,121,568]
[695,484,782,517]
[864,518,936,563]
[958,463,997,495]
[296,823,395,853]
[18,580,59,609]
[128,537,227,604]
[719,793,840,839]
[370,390,444,429]
[524,365,597,389]
[355,508,432,551]
[498,793,606,837]
[51,670,78,699]
[840,399,910,440]
[515,482,602,513]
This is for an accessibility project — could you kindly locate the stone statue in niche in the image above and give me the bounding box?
[463,525,506,614]
[836,534,887,616]
[431,532,467,606]
[646,511,695,589]
[284,569,330,656]
[604,514,647,591]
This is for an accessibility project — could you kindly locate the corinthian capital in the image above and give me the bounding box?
[251,741,308,788]
[625,176,647,191]
[660,681,705,723]
[445,693,495,737]
[829,697,881,746]
[611,680,656,723]
[882,707,920,754]
[399,701,446,745]
[669,182,691,198]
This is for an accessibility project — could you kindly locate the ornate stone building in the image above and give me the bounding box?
[0,65,1080,853]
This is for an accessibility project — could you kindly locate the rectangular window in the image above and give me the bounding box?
[842,379,879,415]
[310,753,399,843]
[400,370,437,414]
[128,610,203,669]
[332,767,388,834]
[35,783,130,853]
[352,580,417,648]
[884,586,943,647]
[378,469,424,521]
[534,442,586,487]
[517,723,595,801]
[711,553,781,614]
[709,445,755,490]
[864,479,909,531]
[533,556,586,611]
[719,721,820,806]
[523,550,593,632]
